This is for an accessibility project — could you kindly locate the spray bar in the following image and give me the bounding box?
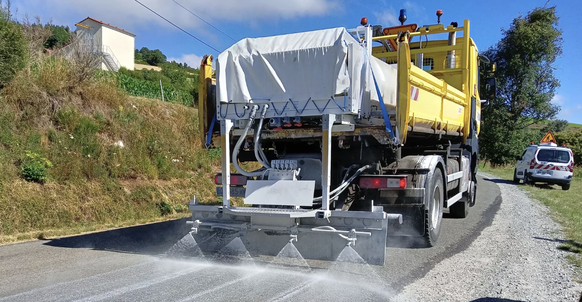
[310,226,372,237]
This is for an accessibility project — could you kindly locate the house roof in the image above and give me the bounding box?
[78,17,136,37]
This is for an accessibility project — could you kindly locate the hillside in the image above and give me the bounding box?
[0,57,219,243]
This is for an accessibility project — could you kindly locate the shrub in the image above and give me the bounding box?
[22,151,53,183]
[0,7,28,88]
[157,200,173,216]
[556,129,582,165]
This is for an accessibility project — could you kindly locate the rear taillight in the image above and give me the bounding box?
[214,174,248,185]
[359,176,407,189]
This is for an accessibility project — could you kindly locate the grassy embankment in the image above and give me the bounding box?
[480,164,582,268]
[0,56,222,244]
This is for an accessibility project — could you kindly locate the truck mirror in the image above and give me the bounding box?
[486,77,496,98]
[515,156,521,161]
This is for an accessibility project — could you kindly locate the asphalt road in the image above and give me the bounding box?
[0,175,504,301]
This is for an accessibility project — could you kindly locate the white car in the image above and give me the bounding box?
[514,143,574,190]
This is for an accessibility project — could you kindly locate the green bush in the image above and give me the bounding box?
[556,129,582,165]
[157,200,173,216]
[0,7,28,88]
[22,151,53,183]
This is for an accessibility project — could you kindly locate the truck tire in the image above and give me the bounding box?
[469,180,477,207]
[562,183,571,191]
[448,180,474,218]
[513,169,520,184]
[424,170,444,246]
[449,200,469,218]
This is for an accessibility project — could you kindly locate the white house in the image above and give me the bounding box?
[74,17,135,71]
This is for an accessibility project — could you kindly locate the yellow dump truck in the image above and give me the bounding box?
[191,11,490,265]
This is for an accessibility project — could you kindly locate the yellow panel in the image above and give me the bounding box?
[198,55,214,146]
[386,25,476,141]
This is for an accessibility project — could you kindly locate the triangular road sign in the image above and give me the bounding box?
[540,131,556,144]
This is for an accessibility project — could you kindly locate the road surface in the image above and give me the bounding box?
[0,175,580,301]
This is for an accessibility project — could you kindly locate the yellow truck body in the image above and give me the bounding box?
[374,20,481,144]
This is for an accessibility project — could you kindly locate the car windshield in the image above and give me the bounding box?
[536,149,570,163]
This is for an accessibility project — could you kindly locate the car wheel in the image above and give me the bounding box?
[562,183,571,191]
[513,169,520,184]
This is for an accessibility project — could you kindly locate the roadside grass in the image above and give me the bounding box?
[0,54,221,244]
[480,164,582,270]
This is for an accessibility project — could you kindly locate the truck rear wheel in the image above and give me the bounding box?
[449,180,474,218]
[449,200,469,218]
[424,170,444,246]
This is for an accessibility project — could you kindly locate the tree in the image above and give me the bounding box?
[541,119,568,133]
[556,130,582,165]
[138,47,166,66]
[43,24,71,49]
[135,49,143,62]
[0,4,27,88]
[480,6,562,165]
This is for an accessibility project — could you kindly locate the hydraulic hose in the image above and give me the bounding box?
[232,105,265,177]
[313,164,372,202]
[254,104,271,169]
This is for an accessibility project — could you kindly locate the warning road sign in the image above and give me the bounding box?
[540,131,557,144]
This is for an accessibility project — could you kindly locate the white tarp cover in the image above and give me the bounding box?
[216,27,397,120]
[370,56,397,109]
[217,28,359,105]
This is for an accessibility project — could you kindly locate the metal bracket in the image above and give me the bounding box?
[338,229,358,246]
[322,114,336,211]
[315,210,332,220]
[190,220,201,234]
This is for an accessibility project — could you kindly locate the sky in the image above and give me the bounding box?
[10,0,582,124]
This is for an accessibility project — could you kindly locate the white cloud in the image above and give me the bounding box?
[373,9,399,27]
[167,53,204,68]
[576,105,582,110]
[14,0,341,34]
[551,94,565,106]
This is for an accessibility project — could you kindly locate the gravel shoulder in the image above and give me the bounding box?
[393,173,582,302]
